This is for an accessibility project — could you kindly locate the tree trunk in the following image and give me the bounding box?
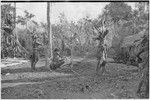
[50,3,53,59]
[13,3,16,58]
[45,2,50,68]
[45,2,52,69]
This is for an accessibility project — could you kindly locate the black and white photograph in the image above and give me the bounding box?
[1,1,149,99]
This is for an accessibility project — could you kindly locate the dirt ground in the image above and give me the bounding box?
[1,58,142,99]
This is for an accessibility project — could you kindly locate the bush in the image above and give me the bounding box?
[113,47,130,64]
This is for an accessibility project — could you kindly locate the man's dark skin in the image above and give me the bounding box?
[29,35,39,70]
[50,48,65,70]
[94,29,109,75]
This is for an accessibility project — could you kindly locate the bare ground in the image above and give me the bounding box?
[1,58,141,99]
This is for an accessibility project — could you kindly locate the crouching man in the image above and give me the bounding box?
[49,48,65,70]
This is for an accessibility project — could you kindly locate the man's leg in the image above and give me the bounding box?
[96,59,101,74]
[101,61,107,75]
[30,53,37,70]
[31,59,35,70]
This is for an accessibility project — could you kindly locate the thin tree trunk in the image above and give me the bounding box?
[13,3,16,58]
[45,2,51,69]
[50,3,53,59]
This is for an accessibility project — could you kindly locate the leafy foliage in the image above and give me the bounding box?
[104,2,132,22]
[16,10,35,25]
[1,4,16,58]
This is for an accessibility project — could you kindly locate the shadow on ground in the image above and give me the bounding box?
[1,66,51,74]
[1,60,96,86]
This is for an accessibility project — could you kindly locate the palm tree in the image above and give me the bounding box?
[45,2,53,69]
[50,3,53,59]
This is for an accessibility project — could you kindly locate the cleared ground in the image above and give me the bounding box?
[1,58,141,99]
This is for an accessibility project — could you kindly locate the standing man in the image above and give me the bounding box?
[95,29,109,75]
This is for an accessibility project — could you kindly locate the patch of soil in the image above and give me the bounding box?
[1,58,142,99]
